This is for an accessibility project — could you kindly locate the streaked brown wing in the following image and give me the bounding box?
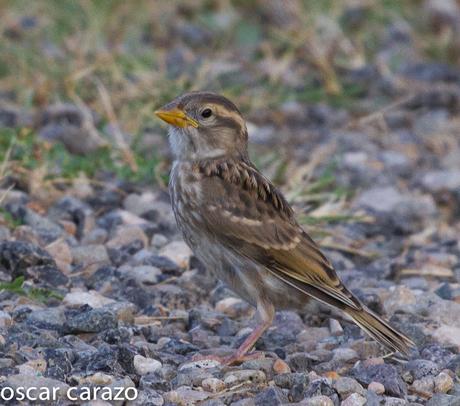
[196,160,362,311]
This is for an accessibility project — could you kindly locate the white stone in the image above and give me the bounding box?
[106,225,148,249]
[63,290,115,308]
[202,377,225,393]
[0,310,12,328]
[341,393,366,406]
[164,386,209,404]
[178,359,221,371]
[215,297,249,318]
[133,355,162,376]
[432,324,460,349]
[368,381,385,395]
[300,395,334,406]
[434,371,454,393]
[128,265,162,285]
[159,240,193,269]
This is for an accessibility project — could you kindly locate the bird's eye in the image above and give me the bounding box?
[201,108,212,118]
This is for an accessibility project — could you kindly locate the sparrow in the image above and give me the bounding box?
[155,91,415,365]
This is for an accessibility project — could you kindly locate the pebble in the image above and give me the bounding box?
[300,395,334,406]
[352,362,407,398]
[106,225,149,249]
[45,239,72,273]
[254,386,288,405]
[368,381,385,395]
[329,319,343,336]
[123,192,157,216]
[178,359,222,371]
[434,371,454,393]
[0,310,12,327]
[151,233,168,248]
[64,306,118,333]
[411,376,434,395]
[71,244,110,269]
[383,397,406,406]
[224,369,266,386]
[333,377,365,399]
[273,358,291,374]
[123,265,162,285]
[133,355,162,376]
[215,297,251,318]
[341,393,367,406]
[81,228,108,245]
[126,389,164,406]
[159,240,193,269]
[63,290,115,308]
[202,377,226,393]
[432,325,460,348]
[332,348,359,363]
[164,386,209,404]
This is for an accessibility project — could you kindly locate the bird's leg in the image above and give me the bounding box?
[192,301,275,366]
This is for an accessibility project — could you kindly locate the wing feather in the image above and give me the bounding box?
[195,159,362,311]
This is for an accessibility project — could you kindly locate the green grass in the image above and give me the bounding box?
[0,128,160,183]
[0,276,63,303]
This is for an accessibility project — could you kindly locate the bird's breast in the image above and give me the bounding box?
[169,161,206,245]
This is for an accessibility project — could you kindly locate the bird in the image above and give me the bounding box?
[155,91,415,365]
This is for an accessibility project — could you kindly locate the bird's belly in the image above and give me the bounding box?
[189,232,310,310]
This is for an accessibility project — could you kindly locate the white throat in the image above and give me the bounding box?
[168,126,226,161]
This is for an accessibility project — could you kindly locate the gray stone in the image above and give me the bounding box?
[126,389,163,406]
[63,290,115,308]
[26,307,66,331]
[254,386,288,405]
[421,170,460,192]
[122,265,162,285]
[223,370,266,386]
[300,395,334,406]
[71,244,110,267]
[406,359,441,380]
[81,227,108,245]
[164,386,209,404]
[341,393,366,406]
[64,306,118,333]
[0,240,56,276]
[133,355,162,376]
[426,393,460,406]
[333,377,365,399]
[352,362,407,398]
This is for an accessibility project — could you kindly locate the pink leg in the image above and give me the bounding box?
[193,301,275,366]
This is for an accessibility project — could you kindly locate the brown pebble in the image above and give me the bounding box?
[273,358,291,374]
[434,372,454,393]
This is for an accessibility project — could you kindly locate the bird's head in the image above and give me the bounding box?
[155,91,248,161]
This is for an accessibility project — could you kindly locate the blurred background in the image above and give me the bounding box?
[1,0,460,189]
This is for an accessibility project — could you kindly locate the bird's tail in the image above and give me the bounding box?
[345,306,415,356]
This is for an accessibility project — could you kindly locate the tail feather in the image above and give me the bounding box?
[265,267,416,356]
[346,307,415,356]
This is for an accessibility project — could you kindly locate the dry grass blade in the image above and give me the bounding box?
[0,137,14,180]
[94,77,138,172]
[0,184,14,206]
[320,240,379,259]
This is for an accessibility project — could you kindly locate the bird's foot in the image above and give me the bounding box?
[191,351,265,366]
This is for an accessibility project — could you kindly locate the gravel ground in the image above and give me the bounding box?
[1,79,460,406]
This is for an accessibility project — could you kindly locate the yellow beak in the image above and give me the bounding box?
[154,107,199,128]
